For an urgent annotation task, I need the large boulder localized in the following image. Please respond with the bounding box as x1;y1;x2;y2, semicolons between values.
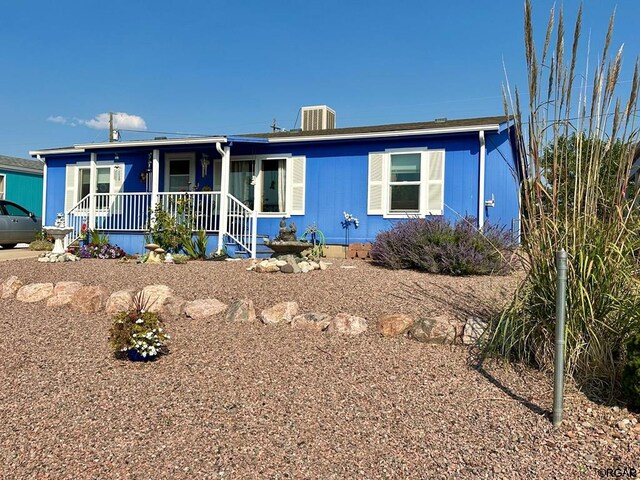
226;298;257;322
408;316;457;345
261;301;299;325
70;285;109;313
105;289;136;314
140;285;174;312
376;314;415;337
327;313;368;335
16;283;54;303
160;296;187;319
47;281;84;307
184;299;228;320
291;312;331;332
1;276;23;299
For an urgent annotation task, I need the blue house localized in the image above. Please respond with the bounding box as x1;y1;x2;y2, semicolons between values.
29;107;521;257
0;155;44;216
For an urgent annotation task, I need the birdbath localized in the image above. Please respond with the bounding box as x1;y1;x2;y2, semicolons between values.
44;226;74;254
44;213;73;254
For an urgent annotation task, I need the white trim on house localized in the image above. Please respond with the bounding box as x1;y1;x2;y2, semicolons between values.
268;124;501;143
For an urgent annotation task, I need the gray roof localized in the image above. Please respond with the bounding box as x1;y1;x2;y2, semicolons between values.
243;115;509;139
0;155;43;174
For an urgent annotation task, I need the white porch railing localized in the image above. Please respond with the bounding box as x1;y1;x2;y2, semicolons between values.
65;191;257;258
226;193;258;258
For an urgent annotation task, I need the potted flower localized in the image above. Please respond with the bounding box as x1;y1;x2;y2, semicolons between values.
109;293;170;361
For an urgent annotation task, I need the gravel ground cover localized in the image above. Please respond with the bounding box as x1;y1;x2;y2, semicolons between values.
0;258;638;479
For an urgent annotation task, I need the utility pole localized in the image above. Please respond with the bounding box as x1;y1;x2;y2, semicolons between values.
109;112;114;142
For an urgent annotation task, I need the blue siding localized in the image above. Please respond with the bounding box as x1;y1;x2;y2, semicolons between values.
43;125;521;253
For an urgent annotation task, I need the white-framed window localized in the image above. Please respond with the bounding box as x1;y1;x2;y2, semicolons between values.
65;163;125;213
0;174;5;200
368;149;445;217
164;153;196;192
229;155;305;216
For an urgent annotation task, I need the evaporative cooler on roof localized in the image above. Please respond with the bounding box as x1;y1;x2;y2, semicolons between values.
301;105;336;131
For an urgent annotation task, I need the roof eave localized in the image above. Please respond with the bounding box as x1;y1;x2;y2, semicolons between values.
266;123;502;143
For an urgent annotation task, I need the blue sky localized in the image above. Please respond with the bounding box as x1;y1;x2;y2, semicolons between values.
1;1;638;158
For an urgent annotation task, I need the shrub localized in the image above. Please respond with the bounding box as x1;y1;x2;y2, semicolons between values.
109;293;169;360
623;333;640;411
370;216;513;275
182;230;208;259
29;239;53;251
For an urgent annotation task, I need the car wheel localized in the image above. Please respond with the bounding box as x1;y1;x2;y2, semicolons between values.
0;244;17;249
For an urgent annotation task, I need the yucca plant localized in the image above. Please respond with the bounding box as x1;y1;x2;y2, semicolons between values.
483;1;640;400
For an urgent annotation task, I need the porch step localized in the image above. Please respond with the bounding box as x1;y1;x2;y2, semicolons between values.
225;234;274;259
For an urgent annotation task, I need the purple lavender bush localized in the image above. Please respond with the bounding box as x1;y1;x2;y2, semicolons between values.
370;216;514;275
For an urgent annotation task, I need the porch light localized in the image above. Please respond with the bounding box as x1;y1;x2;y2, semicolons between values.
200;154;210;177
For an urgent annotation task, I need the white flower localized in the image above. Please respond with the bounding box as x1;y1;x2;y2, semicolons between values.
135;318;143;324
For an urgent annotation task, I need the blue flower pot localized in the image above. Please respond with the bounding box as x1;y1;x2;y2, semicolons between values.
127;349;157;362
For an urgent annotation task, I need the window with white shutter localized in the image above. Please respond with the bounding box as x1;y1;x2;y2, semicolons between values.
367;149;445;218
64;163;125;214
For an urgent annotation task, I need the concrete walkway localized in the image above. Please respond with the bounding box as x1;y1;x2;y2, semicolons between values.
0;244;41;262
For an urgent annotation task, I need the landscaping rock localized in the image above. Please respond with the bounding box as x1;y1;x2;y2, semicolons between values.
140;284;174;312
1;276;23;299
376;314;415;337
256;262;280;273
408;316;456;345
105;289;136;314
70;285;109;313
319;260;328;271
226;298;256;322
261;301;299;325
327;313;368;335
281;257;301;274
16;283;54;303
463;317;488;345
184;298;228;320
46;281;84;307
291;312;331;332
160;296;187;319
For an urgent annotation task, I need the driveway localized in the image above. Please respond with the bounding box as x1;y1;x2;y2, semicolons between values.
0;244;41;262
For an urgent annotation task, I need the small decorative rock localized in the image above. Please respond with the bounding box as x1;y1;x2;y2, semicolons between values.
1;276;23;299
70;285;109;313
16;283;54;303
140;284;174;312
408;317;457;345
46;281;84;307
376;314;415;337
105;289;136;314
184;298;228;320
462;317;488;345
261;301;299;325
226;298;257;322
327;313;368;335
291;312;331;332
319;260;328;271
37;252;79;263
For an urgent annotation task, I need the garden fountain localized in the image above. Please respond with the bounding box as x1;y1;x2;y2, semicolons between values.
263;217;311;257
38;213;79;262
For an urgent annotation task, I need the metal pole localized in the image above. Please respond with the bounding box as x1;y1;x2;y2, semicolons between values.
553;249;568;427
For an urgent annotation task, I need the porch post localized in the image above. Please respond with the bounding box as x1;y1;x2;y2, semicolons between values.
150;149;160;226
89;152;97;230
217;143;230;254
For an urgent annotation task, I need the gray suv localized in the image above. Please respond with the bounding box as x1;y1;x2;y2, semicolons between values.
0;200;41;249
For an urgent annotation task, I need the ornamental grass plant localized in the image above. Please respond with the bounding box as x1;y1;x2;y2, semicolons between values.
483;1;640;401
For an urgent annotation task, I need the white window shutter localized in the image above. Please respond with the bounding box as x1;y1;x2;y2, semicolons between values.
110;164;125;214
368;152;385;215
289;156;305;215
64;165;78;212
424;150;445;215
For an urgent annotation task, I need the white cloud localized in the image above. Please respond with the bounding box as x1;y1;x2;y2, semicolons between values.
82;112;147;131
47;115;68;124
